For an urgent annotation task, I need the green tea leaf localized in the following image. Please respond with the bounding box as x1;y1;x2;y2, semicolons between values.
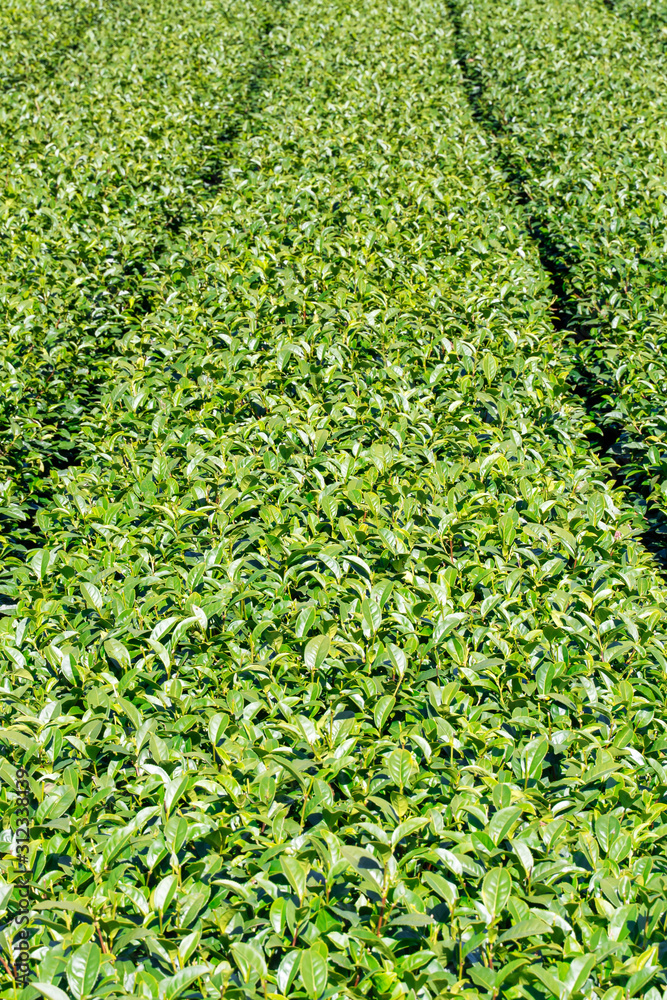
161;966;209;1000
300;947;328;999
373;694;395;732
386;748;416;792
80;582;104;613
304;634;330;672
481;867;512;920
104;637;131;669
231;943;267;983
66;942;100;1000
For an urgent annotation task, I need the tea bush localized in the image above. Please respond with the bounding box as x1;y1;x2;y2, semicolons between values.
452;0;667;539
2;1;667;999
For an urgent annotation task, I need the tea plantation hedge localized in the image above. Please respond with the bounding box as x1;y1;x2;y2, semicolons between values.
2;1;667;999
0;0;274;508
452;0;667;548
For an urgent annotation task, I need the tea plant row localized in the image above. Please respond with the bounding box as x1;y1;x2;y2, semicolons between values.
452;0;667;543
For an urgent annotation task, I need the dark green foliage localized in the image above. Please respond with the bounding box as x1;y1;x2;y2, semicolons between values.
2;1;667;999
610;0;667;38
